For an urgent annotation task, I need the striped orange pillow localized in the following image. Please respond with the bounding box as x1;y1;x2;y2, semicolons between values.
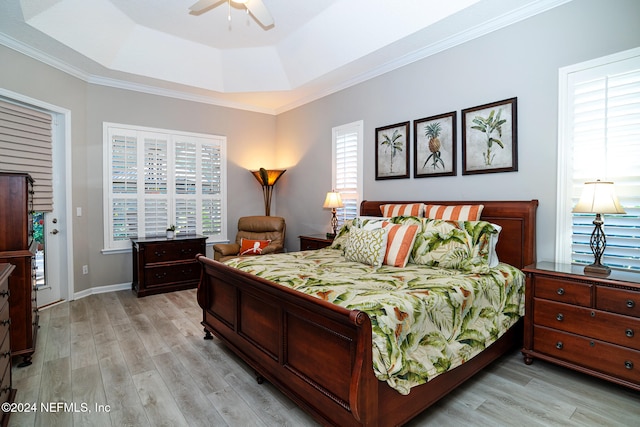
424;204;484;221
382;222;419;267
380;203;425;218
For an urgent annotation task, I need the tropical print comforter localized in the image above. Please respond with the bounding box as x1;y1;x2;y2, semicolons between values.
224;248;525;395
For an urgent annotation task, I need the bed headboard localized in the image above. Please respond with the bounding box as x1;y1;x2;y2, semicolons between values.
360;200;538;269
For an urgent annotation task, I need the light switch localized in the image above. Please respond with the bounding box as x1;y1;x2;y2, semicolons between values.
77;207;82;217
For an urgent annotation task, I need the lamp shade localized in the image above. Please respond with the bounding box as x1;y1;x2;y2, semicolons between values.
323;192;344;209
572;180;626;214
251;168;286;187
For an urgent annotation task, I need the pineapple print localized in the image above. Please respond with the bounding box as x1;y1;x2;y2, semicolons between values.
422;121;445;170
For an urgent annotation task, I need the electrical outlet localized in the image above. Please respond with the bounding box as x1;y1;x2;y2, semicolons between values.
82;265;89;275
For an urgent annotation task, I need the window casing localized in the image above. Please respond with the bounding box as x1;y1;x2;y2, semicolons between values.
332;121;363;225
104;123;227;251
556;48;640;271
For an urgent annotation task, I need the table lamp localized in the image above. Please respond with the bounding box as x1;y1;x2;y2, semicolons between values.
323;191;343;238
572;180;626;276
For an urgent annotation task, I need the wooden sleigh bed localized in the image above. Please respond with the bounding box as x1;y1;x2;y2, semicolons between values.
196;200;538;426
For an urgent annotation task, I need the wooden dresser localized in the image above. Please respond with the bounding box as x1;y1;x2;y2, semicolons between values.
0;264;16;427
131;234;207;297
0;172;38;367
299;234;333;251
522;262;640;391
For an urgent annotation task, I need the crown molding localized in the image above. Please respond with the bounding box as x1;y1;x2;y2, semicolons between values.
2;0;572;116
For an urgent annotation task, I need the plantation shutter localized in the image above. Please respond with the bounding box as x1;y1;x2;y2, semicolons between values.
105;123;226;250
568;56;640;271
110;129;139;242
0;100;53;211
143;134;169;237
333;121;363;225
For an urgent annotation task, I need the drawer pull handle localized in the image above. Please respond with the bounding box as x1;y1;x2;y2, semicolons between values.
154;250;166;257
0;290;8;297
556;341;563;350
624;360;633;370
0;351;9;358
556;313;564;321
627;300;636;309
626;329;634;338
0;319;10;326
557;288;565;296
155;272;167;279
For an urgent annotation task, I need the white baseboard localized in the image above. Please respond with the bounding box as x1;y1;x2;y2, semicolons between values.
73;282;131;300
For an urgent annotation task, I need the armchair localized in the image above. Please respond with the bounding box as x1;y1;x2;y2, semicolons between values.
213;216;286;262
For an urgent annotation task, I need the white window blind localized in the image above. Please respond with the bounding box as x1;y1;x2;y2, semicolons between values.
0;100;53;211
557;48;640;271
104;123;226;251
332;121;363;225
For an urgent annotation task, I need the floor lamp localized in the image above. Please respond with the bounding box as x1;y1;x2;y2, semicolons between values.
251;168;286;216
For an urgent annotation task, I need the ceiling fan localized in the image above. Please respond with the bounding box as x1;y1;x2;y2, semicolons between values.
189;0;274;27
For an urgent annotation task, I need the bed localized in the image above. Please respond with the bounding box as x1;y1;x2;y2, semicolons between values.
196;200;538;426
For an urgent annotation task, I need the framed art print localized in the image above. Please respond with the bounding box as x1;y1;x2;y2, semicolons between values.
414;112;456;178
462;97;518;175
375;121;410;180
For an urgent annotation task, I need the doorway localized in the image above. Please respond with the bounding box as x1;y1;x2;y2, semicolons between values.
0;89;73;306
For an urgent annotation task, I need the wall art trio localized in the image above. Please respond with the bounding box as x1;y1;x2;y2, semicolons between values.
375;97;517;180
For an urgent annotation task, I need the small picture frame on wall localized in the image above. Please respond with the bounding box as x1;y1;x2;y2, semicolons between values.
462;97;518;175
375;121;410;180
414;112;456;178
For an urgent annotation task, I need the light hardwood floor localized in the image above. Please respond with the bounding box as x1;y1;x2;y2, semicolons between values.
8;289;639;426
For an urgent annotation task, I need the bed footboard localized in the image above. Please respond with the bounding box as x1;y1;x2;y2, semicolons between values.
196;255;379;426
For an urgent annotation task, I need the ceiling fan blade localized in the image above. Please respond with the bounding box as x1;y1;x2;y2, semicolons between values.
189;0;220;14
245;0;274;27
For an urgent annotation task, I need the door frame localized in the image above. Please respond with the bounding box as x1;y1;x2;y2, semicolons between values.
0;88;75;302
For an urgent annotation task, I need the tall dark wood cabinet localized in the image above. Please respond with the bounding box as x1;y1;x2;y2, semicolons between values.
0;172;38;367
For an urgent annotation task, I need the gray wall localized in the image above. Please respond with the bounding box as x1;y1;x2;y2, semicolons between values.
1;45;277;292
276;0;640;259
1;0;639;294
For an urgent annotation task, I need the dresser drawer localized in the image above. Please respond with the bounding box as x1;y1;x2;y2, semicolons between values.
0;302;9;341
143;241;203;264
533;326;640;385
534;298;640;351
597;286;640;318
534;276;592;307
0;361;10;406
144;262;201;286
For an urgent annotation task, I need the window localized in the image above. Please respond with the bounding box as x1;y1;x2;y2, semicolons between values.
104;123;227;251
556;48;640;271
332;120;363;225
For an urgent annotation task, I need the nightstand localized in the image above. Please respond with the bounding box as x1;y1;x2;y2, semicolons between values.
299;234;333;251
522;261;640;391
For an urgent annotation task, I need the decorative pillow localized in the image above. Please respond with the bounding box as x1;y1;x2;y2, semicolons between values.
239;238;271;255
424;204;484;221
411;220;499;273
345;227;387;267
352;216;388;230
487;223;502;268
382;222;419;268
380;203;425;218
330;219;353;251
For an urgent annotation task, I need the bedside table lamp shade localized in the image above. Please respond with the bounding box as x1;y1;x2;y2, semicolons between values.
323;191;343;237
251;168;286;216
572;180;626;276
